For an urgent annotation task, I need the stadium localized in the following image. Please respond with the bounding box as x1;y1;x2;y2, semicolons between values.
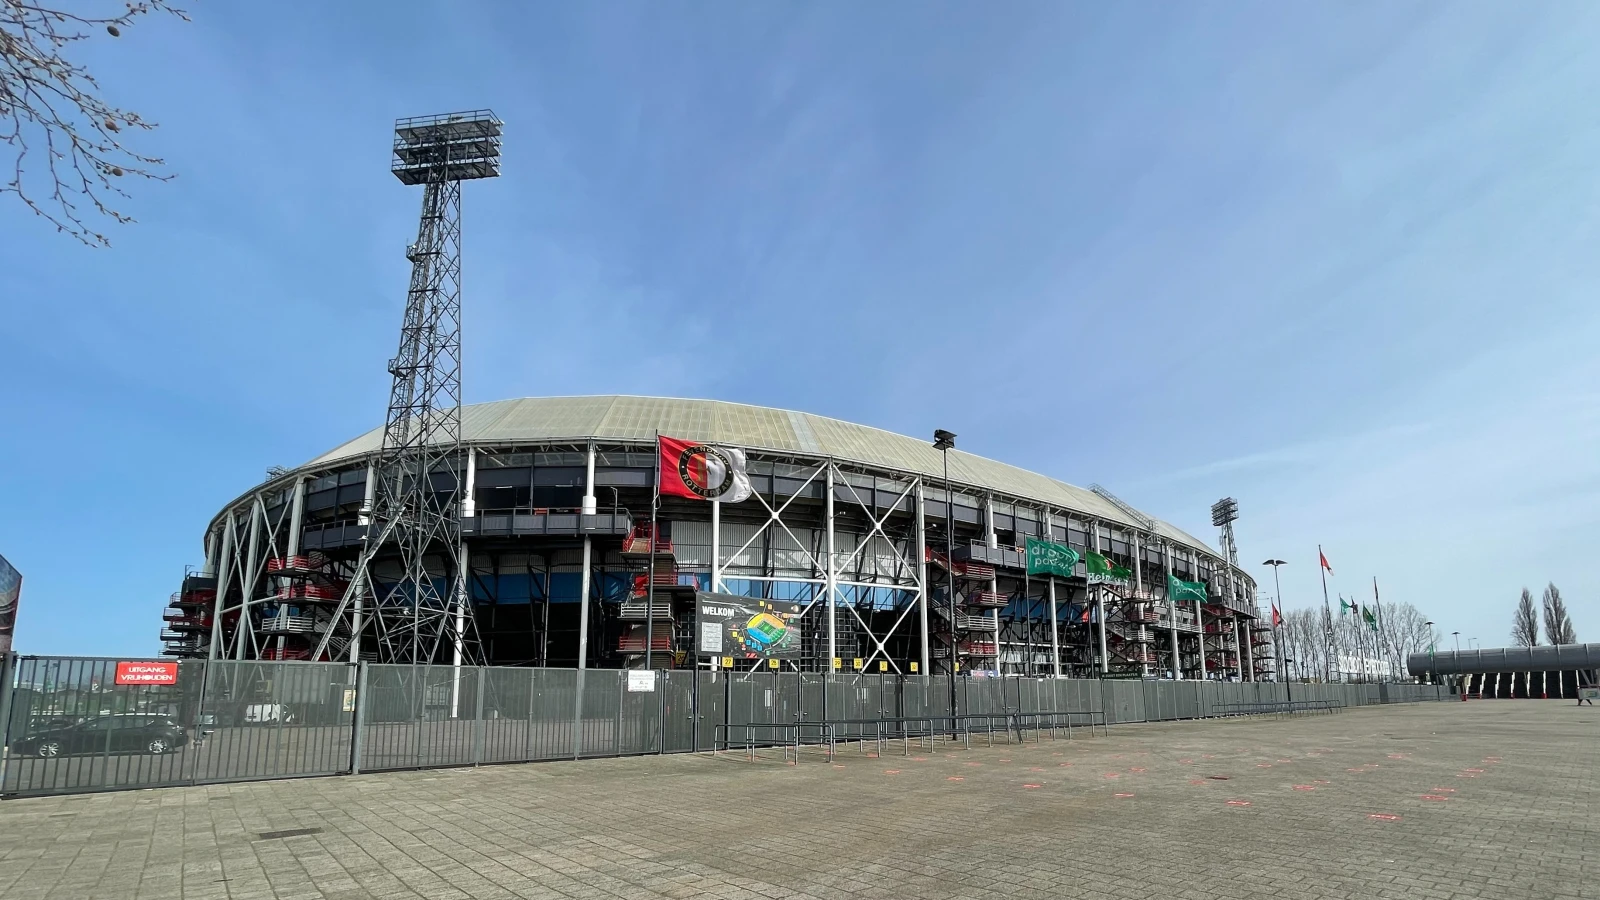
160;395;1271;681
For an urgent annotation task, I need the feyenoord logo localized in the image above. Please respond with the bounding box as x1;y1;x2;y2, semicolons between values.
658;435;753;503
677;444;737;499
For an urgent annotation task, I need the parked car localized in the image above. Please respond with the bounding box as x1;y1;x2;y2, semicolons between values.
13;714;189;758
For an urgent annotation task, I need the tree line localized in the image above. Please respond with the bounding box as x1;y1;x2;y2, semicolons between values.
1274;601;1435;682
1511;583;1577;646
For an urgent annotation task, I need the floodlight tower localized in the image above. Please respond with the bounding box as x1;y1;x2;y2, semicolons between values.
314;110;501;666
1210;497;1240;566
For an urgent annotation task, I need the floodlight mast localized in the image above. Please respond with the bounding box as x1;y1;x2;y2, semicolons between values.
314;111;501;666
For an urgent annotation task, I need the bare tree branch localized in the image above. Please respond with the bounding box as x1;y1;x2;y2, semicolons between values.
1511;587;1540;647
1542;583;1577;645
1;0;188;247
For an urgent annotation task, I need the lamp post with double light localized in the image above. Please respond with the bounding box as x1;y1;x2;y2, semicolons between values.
1263;559;1289;701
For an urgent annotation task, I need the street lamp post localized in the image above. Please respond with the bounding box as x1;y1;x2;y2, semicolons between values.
1469;637;1478;650
1425;620;1435;685
1453;631;1461;653
1262;559;1289;702
933;430;958;734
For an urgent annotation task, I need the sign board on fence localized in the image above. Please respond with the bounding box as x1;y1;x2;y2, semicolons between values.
1580;686;1599;701
342;688;357;712
626;670;656;692
114;661;178;685
694;591;802;660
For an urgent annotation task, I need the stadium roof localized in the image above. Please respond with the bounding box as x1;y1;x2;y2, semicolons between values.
304;396;1220;558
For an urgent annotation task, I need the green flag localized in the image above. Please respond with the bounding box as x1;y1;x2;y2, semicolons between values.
1168;574;1206;602
1340;597;1352;615
1085;551;1128;586
1362;606;1378;631
1025;537;1079;579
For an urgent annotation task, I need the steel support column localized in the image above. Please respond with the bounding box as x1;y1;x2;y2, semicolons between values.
1165;543;1181;680
235;501;263;660
208;511;236;660
915;481;929;676
825;464;836;667
1047;577;1060;677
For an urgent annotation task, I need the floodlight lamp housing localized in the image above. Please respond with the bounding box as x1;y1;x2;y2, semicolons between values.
933;429;957;451
1210;497;1239;527
392;110;503;185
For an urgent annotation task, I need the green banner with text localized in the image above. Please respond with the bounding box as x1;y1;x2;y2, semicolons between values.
1025;537;1080;579
1085;551;1131;586
1168;574;1207;602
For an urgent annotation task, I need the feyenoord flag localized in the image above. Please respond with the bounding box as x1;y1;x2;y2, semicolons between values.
658;435;753;503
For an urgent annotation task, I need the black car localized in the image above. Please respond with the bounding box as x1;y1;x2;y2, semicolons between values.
13;714;189;758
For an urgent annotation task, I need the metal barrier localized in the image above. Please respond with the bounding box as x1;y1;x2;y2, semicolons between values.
0;652;1443;798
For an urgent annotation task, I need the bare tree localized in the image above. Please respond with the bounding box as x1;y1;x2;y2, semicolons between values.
1542;583;1577;645
1511;587;1540;647
2;1;188;246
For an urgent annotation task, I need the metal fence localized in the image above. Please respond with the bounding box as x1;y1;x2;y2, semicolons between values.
0;654;1445;798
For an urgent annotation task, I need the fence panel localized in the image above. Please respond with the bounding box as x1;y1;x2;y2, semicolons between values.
1;658;356;797
192;661;355;783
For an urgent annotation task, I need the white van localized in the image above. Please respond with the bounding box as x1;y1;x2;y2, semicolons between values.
241;704;293;725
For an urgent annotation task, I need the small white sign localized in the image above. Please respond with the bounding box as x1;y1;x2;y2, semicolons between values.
627;670;656;693
699;621;723;654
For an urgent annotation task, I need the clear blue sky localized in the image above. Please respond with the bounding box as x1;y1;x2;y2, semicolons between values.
2;2;1596;657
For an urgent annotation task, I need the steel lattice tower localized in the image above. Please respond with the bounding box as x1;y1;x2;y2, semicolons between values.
314;111;501;665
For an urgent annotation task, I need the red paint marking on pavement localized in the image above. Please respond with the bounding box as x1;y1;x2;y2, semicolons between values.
1256;764;1273;768
1387;753;1408;760
832;765;846;769
965;762;983;767
1029;767;1045;772
1346;768;1366;773
1313;779;1331;785
946;776;964;782
999;758;1012;763
1368;814;1402;822
1058;762;1073;767
1420;795;1450;801
1103;773;1120;779
1293;785;1315;791
867;753;879;758
1226;800;1252;807
1114;792;1134;798
1203;754;1217;759
1457;773;1478;778
1129;767;1146;773
1023;783;1043;789
884;770;901;775
1484;756;1502;762
1189;779;1207;785
1463;768;1485;773
912;757;928;761
1430;787;1456;793
1178;758;1194;764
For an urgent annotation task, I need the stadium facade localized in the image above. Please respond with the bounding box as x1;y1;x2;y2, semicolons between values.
161;396;1270;680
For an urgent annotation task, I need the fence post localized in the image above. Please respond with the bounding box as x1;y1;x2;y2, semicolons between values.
472;667;486;765
349;661;368;776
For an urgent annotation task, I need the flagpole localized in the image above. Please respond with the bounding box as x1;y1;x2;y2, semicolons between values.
1373;576;1386;683
645;432;660;671
1318;545;1332;682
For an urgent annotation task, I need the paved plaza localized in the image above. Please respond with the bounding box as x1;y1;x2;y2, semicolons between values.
0;701;1592;900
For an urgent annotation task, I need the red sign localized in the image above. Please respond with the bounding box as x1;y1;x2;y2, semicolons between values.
114;661;179;685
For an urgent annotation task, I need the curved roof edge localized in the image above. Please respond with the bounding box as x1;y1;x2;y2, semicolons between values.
283;395;1222;560
1407;643;1600;676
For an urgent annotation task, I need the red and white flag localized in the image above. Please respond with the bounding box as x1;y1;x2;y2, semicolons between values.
1271;604;1283;627
657;435;753;503
1319;549;1334;575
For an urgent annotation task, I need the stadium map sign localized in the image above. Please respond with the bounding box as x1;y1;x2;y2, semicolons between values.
695;591;802;660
